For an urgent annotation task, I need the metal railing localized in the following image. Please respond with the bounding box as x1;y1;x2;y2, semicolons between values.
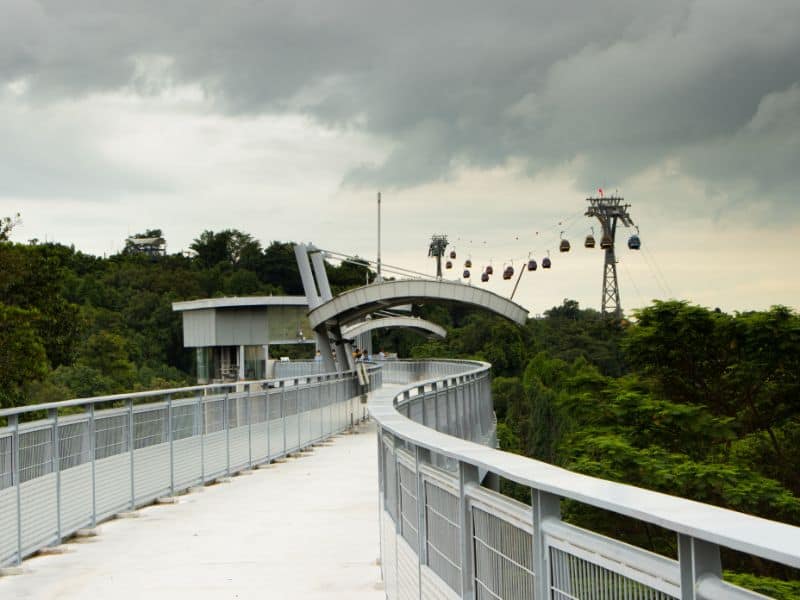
370;359;800;600
0;367;378;567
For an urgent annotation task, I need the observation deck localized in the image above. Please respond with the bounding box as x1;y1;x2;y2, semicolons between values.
1;360;799;600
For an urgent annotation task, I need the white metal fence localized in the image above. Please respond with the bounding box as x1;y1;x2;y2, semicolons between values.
371;359;800;600
0;368;377;567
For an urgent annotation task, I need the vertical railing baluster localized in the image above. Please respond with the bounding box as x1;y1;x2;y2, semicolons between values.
11;414;22;565
459;461;479;599
247;384;253;469
128;399;135;509
198;393;205;484
89;403;97;528
533;489;560;600
678;535;722;600
167;394;174;497
281;381;287;456
224;389;231;476
50;408;61;544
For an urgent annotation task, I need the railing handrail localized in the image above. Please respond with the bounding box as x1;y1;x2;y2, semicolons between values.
369;359;800;570
0;367;368;418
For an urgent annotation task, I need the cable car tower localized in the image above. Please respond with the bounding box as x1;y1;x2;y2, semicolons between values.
585;195;635;318
428;234;449;279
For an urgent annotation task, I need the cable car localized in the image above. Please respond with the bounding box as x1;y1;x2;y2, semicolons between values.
449;250;456;259
585;234;596;248
527;259;537;271
445;260;453;269
463;269;470;279
600;235;613;250
464;259;472;268
485;265;493;275
628;234;641;250
560;239;571;252
542;256;551;269
481;272;489;282
502;266;514;280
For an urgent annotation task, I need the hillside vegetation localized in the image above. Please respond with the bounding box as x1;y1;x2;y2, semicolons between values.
1;228;798;593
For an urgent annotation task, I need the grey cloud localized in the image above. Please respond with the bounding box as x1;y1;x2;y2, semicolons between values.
2;0;800;206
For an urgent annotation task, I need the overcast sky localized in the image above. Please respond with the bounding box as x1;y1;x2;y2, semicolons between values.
2;1;799;315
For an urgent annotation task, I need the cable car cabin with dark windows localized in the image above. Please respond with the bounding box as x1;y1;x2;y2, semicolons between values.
600;235;613;249
449;250;456;259
445;261;452;269
559;239;571;252
463;269;470;279
527;259;537;271
464;259;472;268
502;266;514;280
585;235;596;248
481;272;489;282
628;235;641;250
485;265;493;275
542;257;552;269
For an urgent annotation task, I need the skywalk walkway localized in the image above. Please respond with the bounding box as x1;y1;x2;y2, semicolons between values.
0;421;384;600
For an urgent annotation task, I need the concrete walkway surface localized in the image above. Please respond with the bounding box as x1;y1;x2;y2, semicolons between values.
0;422;384;600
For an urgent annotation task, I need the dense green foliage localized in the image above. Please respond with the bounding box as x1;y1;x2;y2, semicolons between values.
410;299;800;592
0;231;372;407
1;223;798;592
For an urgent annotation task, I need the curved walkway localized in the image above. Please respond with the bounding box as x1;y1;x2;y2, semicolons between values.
0;422;383;600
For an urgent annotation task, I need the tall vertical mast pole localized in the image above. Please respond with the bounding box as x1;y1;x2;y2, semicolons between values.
377;192;382;283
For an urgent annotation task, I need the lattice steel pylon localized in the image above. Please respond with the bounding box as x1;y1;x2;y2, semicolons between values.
428;234;449;279
585;196;634;318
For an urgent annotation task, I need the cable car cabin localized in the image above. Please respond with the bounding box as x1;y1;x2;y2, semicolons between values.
464;259;472;268
449;250;456;259
542;257;552;269
585;235;596;248
485;265;493;275
559;239;571;252
502;267;514;280
445;260;453;269
481;272;489;282
463;269;470;279
527;259;537;271
600;235;613;249
628;235;641;250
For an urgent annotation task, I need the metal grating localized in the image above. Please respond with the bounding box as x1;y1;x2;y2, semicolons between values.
398;462;419;551
19;428;53;483
425;480;462;594
472;506;535;600
0;434;12;489
133;408;167;449
549;547;678;600
59;421;91;470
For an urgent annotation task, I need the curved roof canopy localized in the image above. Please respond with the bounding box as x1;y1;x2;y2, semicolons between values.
342;316;447;340
308;280;528;330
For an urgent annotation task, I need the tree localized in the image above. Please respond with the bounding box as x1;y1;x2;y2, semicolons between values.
0;304;49;407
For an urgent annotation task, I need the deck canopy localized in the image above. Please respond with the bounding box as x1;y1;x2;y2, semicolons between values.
341;316;447;341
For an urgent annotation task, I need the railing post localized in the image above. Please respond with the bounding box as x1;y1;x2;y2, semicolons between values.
281;382;287;456
459;461;479;599
247;384;253;468
432;382;440;431
128;398;135;509
318;379;323;442
10;414;22;565
89;403;97;527
49;408;61;544
678;535;722;600
224;390;231;476
532;489;560;600
415;445;430;600
198;393;205;483
295;379;301;449
268;384;272;464
167;394;174;496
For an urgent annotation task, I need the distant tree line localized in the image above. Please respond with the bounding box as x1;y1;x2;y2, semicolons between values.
0;225;372;408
